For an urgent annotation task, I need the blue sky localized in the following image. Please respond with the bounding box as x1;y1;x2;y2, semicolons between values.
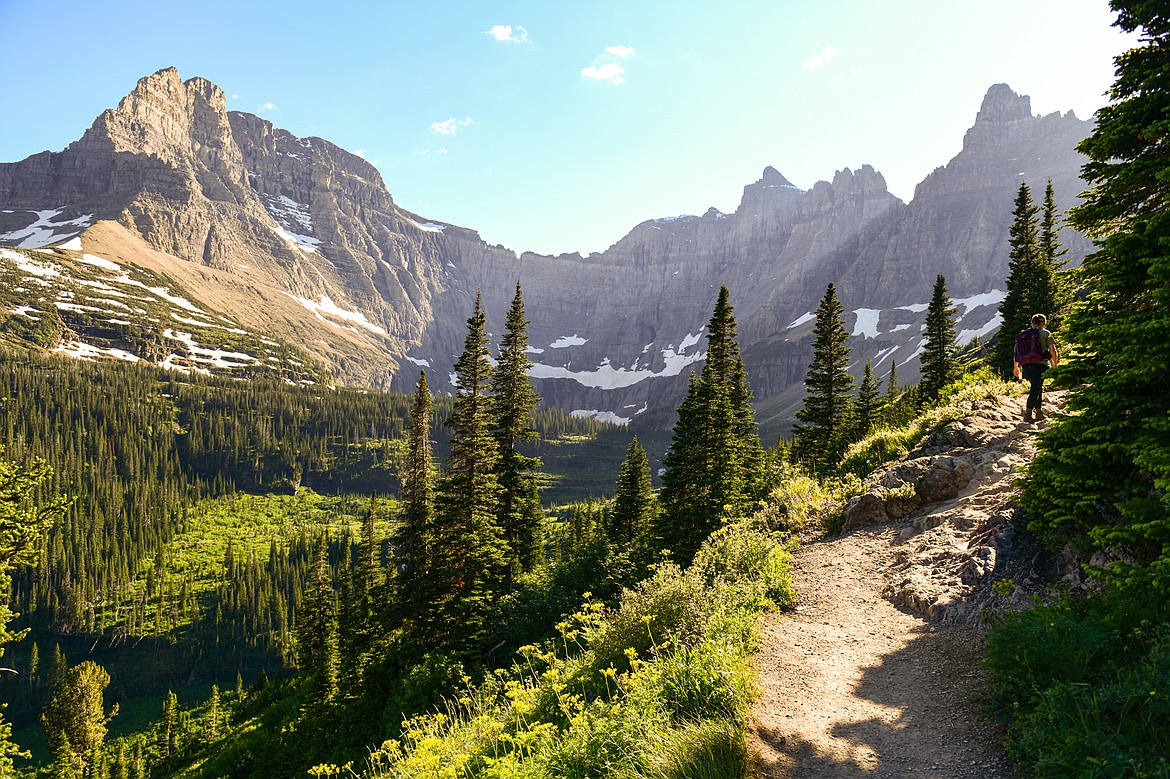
0;0;1136;256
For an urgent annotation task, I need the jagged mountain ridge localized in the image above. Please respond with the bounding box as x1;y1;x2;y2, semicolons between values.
0;68;1093;436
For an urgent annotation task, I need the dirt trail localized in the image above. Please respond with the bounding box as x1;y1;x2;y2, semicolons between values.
749;530;1015;778
748;394;1051;778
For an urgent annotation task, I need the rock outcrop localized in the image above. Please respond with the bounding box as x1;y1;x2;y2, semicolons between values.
840;390;1072;624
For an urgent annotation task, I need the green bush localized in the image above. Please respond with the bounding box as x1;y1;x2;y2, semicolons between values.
587;564;710;675
692;523;794;611
985;587;1170;778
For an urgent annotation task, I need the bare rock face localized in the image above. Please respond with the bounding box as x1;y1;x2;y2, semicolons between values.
839;392;1071;624
0;72;1094;431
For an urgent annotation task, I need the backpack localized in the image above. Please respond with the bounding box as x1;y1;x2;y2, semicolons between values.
1014;327;1047;365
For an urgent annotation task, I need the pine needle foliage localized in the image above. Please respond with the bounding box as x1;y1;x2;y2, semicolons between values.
793;283;854;472
610;436;656;549
490;282;545;584
993;181;1070;375
658;286;765;566
1021;0;1170;591
919;274;959;404
420;294;507;655
394;370;434;624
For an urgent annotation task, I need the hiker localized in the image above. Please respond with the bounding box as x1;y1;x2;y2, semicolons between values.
1013;313;1058;422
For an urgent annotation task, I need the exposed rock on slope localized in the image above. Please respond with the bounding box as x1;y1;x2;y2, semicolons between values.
750;391;1061;777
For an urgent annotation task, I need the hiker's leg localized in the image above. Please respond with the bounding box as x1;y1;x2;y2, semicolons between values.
1023;363;1045;412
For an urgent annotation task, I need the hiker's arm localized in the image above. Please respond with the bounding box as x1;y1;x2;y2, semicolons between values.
1049;342;1058;368
1013;359;1021;378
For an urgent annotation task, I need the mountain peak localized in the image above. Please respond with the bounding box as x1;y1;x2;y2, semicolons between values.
975;84;1032;124
760;166;795;187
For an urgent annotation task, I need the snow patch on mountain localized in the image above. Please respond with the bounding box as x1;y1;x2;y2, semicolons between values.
286;293;388;337
549;334;587;348
54;339;141;363
571;409;630;427
788;312;815;329
852;308;882;339
0;209;94;249
80;253;121;271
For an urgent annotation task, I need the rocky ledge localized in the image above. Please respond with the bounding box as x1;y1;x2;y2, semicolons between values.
842;390;1070;625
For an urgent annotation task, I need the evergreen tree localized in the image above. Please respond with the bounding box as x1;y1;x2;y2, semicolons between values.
852;360;883;440
41;660;117;778
1022;3;1170;590
609;437;656;551
1038;178;1072;330
204;684;221;740
296;535;339;700
658;286;764;565
793;283;854;471
919;274;960;403
158;690;178;759
394;371;434;622
0;454;68;772
490;282;545;584
421;294;507;654
993;182;1068;375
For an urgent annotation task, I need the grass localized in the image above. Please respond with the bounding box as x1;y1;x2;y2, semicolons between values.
309;516;796;779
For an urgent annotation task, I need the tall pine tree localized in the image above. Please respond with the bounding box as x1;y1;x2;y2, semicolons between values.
422;293;506;654
41;661;116;779
993;182;1067;375
1022;2;1170;590
490;282;545;585
658;286;764;565
919;274;959;404
297;535;339;701
609;436;656;550
1038;179;1072;330
394;370;433;623
851;360;883;440
793;283;854;472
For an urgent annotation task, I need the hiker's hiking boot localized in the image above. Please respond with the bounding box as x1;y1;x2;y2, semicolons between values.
1035;406;1047;421
1024;407;1035;423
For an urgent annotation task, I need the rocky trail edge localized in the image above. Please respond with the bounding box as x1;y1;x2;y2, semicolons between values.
749;391;1069;778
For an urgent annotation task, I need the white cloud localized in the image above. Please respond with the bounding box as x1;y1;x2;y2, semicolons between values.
582;62;626;85
353;149;366;159
259;101;278;111
582;44;636;85
485;24;528;43
429;116;473;135
803;44;838;70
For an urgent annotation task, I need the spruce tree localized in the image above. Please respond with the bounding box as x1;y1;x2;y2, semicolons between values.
158;690;178;759
852;360;883;440
993;182;1064;375
1038;179;1072;330
490;282;544;584
609;436;656;550
658;286;764;565
0;455;68;772
423;293;507;654
793;283;854;471
395;370;434;624
1022;3;1170;589
919;274;959;403
297;535;339;700
41;660;116;778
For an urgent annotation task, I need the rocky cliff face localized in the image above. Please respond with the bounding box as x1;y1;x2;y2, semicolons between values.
0;71;1094;435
